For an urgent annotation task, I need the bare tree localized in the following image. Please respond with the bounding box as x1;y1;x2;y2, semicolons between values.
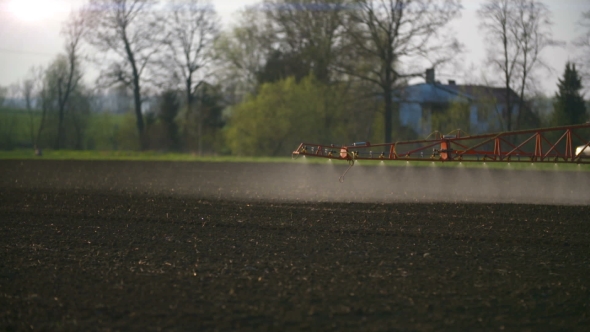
513;0;555;129
7;67;46;150
478;0;556;131
478;0;516;131
161;0;220;154
52;11;85;150
84;0;159;150
574;10;590;92
36;71;52;151
341;0;462;143
213;7;275;101
263;0;348;84
22;67;44;147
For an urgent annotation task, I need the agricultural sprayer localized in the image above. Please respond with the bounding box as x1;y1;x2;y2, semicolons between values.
292;123;590;181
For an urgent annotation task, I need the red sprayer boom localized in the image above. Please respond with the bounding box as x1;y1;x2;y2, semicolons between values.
292;124;590;181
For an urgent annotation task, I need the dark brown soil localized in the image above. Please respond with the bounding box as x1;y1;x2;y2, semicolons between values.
1;160;589;331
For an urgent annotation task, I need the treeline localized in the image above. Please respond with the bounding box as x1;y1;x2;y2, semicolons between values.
0;0;589;155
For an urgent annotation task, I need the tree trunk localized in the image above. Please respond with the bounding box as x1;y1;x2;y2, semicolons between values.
502;11;511;132
504;81;512;132
122;28;145;150
24;87;35;147
126;52;144;150
185;77;192;151
198;110;203;156
516;50;529;130
35;106;47;150
197;87;204;156
383;63;394;143
55;53;77;150
56;106;65;149
55;79;65;150
505;83;512;132
27;108;35;148
516;80;526;130
132;77;145;150
384;86;393;143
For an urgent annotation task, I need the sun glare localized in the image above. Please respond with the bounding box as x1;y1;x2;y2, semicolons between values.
7;0;66;23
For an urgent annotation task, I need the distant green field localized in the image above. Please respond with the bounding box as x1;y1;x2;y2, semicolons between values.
0;149;294;163
0;107;38;148
0;108;128;150
1;149;588;171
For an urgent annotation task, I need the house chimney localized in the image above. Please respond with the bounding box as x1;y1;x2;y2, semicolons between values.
425;68;435;84
448;80;456;85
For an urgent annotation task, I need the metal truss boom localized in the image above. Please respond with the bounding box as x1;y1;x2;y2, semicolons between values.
293;124;590;165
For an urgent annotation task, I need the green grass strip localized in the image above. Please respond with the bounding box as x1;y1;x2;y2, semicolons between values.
0;149;294;163
0;149;588;171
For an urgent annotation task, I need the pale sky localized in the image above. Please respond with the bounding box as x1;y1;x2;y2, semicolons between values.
0;0;588;96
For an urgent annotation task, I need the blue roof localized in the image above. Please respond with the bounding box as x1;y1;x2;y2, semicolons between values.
393;83;472;103
393;83;520;104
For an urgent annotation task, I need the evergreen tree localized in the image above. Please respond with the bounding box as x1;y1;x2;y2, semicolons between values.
552;63;587;126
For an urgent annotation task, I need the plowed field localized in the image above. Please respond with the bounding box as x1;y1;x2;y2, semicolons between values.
1;160;589;331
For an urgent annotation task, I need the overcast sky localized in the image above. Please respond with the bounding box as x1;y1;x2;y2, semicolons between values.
0;0;588;95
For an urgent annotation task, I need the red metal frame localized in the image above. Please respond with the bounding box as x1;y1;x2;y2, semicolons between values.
293;124;590;164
